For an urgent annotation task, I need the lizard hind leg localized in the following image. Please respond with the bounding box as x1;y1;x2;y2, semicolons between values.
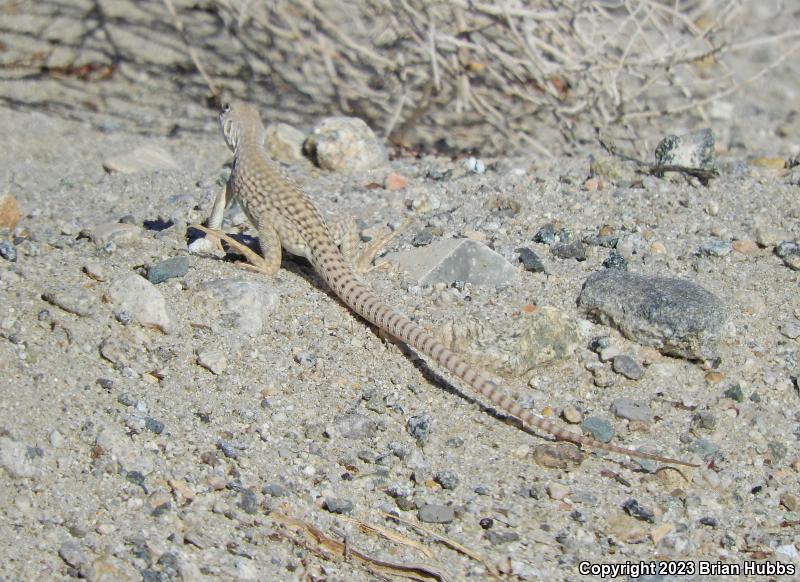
191;223;281;275
330;218;412;274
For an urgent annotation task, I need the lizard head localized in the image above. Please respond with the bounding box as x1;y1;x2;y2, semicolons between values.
219;101;262;152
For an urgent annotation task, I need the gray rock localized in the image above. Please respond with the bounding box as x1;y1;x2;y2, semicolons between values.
610;398;652;422
58;541;88;571
0;240;17;262
434;470;459;490
578;269;726;359
612;354;644;380
381;238;516;287
417;503;455;524
331;413;376;440
323;497;354;514
107;274;173;333
146;256;189;284
550;241;587;261
775;241;800;271
654;128;716;171
407;415;432;443
699;238;732;257
517;247;546;273
581;416;614;443
304;117;386;173
102;145;180;173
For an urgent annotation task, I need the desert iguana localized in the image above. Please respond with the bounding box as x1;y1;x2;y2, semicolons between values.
197;101;696;468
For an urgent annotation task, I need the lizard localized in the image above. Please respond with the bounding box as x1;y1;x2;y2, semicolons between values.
197;100;697;468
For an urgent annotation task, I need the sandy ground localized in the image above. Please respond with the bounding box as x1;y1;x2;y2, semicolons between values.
1;2;799;581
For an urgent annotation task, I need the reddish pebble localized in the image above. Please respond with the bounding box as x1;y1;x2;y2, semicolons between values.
385;173;409;191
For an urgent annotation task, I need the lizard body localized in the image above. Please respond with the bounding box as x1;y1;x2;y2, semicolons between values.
206;101;695;468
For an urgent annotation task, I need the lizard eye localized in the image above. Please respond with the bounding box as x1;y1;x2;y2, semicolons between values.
222;102;231;114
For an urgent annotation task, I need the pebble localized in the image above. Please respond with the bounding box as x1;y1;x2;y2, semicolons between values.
755;227;789;247
407;415;432;443
304;116;386;173
293;350;316;367
146;256;189;284
562;406;583;424
581;416;614;443
197;349;227;375
0;240;17;262
611;354;644;380
102;145;180;173
82;261;109;281
262;483;288;497
144;417;164;434
434;471;460;490
417;503;455;524
780;493;799;511
41;288;96;317
463;157;486;174
323;497;354;514
89;222;142;247
603;251;627;270
331;413;376;440
654;128;716;171
384;172;409;191
699;238;732;257
0;436;42;478
550;241;587;261
0;194;21;229
107;274;172;333
411;228;434;246
578;269;726;359
547;482;570;500
58;541;87;571
610;398;652;422
775;241;800;271
517;247;546;273
622;498;655;523
732;239;758;254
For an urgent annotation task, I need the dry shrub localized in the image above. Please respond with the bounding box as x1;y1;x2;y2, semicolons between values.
209;0;798;153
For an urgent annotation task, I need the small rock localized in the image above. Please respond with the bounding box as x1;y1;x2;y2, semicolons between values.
323;497;353;514
0;437;42;478
381;238;517;287
603;251;627;270
264;122;306;163
304;117;386;173
622;498;655;523
42;288;96;317
463;157;485;174
434;471;459;490
59;541;87;571
0;240;17;262
83;261;109;282
581;416;614;443
654;128;716;172
331;413;376;440
87;555;138;581
732;239;758;254
240;489;259;514
417;503;454;524
550;241;587;261
547;482;570;500
411;228;434;247
755;227;789;248
611;355;644;380
533;443;584;469
102;145;180;173
407;415;432;443
699;238;732;257
0;194;21;230
90;222;142;248
562;406;582;424
193;278;279;337
610;398;652;422
293;350;316;367
146;256;189;284
144;417;164;435
262;483;288;497
517;247;546;273
385;172;409;191
107;274;172;333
